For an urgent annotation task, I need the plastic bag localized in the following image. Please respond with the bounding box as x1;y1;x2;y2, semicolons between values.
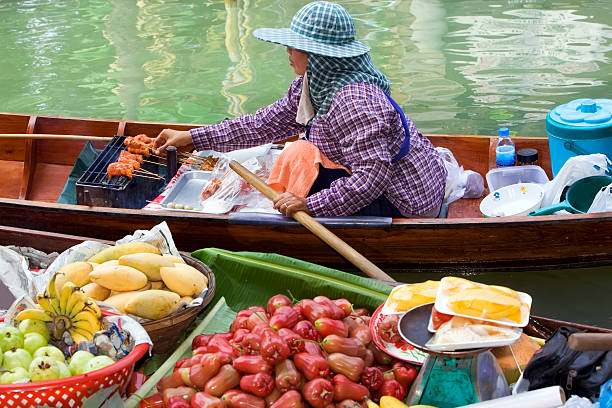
541;154;610;207
436;147;485;205
599;379;612;408
200;153;279;214
587;183;612;213
563;396;596;407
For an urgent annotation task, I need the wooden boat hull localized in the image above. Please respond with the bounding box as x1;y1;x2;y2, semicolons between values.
0;224;609;337
1;112;611;271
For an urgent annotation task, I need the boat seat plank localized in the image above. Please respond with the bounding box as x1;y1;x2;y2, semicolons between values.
35;139;106;166
447;197;483;218
29;163;72;202
35;116;119;137
0;160;24;199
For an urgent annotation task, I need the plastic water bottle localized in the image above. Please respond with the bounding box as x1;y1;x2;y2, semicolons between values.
496;127;515;166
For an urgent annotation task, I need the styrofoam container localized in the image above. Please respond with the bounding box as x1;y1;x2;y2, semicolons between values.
486;165;549;192
424;326;522;352
480;183;544;217
434;277;532;328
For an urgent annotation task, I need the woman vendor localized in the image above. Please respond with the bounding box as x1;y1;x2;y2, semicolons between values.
153;1;447;218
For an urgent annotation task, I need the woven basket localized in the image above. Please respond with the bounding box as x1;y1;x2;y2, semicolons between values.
142;253;215;354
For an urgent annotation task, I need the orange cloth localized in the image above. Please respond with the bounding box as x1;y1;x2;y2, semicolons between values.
268;140;349;198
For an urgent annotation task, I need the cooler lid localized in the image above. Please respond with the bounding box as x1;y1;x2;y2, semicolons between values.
546;98;612;140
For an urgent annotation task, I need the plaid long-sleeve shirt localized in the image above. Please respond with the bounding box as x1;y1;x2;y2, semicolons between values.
190;77;447;217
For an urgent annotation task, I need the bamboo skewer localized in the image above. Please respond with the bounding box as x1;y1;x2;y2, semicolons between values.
0;133;113;141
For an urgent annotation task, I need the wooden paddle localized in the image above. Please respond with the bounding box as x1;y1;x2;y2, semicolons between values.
228;160;395;282
0;133;113;141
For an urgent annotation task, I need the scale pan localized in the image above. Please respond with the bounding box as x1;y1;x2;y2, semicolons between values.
398;303;490;358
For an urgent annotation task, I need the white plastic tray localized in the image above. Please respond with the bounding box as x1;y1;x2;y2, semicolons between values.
381;283;437;315
423;325;522;352
434;278;532;328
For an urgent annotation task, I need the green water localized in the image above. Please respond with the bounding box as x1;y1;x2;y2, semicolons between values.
1;0;611;328
1;0;612;137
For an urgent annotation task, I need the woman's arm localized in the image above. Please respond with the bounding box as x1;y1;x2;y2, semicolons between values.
191;78;306;152
306;88;396;216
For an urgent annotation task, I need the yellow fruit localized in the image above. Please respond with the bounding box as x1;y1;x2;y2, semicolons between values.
162;254;185;263
89;265;148;291
448;287;524;323
386;280;439;312
124;290;180;320
179;296;193;304
88;242;161;264
380;396;409;408
160;264;208;297
150;281;164;290
118;253;174;281
366;400;380;408
54;262;92;293
104;291;141;313
81;283;111;301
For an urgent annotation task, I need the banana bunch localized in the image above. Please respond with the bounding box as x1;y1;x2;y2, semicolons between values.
16;275;103;343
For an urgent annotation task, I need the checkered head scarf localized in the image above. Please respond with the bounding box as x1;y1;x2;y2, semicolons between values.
307;53;390;120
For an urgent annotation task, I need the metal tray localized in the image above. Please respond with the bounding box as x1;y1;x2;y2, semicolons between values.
159;170;212;212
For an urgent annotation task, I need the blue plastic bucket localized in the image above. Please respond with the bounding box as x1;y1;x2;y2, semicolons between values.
546;98;612;176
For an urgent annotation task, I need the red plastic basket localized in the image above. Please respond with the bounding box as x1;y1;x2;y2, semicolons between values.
0;343;148;408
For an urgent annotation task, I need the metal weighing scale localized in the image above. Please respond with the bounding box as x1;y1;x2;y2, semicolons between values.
399;304;510;408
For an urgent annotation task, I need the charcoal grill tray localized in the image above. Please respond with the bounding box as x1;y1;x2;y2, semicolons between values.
76;135;166;208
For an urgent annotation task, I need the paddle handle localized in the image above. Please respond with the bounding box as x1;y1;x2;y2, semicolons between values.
0;133;113;141
568;333;612;351
228;160;395;282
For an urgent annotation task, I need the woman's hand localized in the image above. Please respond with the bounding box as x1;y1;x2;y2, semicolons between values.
273;192;309;217
153;129;193;155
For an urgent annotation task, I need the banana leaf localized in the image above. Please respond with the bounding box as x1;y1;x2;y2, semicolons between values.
192;248;393;312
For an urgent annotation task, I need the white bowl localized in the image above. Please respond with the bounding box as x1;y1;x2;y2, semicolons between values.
480;183;544;217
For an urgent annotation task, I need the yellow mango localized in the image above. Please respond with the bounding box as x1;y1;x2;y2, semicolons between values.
150;281;164;290
118;253;174;281
387;280;439;312
89;265;148;291
160;264;208;297
162;254;185;264
88;242;160;264
448;287;524;323
380;396;409;408
104;291;140;313
124;290;180;320
81;282;111;301
54;262;92;293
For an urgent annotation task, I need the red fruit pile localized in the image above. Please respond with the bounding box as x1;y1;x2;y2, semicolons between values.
142;294;418;408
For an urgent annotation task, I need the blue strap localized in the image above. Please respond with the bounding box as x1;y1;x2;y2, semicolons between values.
304;93;410;163
384;92;411;163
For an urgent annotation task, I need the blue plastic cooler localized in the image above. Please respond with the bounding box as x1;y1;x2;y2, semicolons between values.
546;98;612;176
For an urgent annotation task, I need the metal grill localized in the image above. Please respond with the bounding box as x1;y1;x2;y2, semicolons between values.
76;135;166;208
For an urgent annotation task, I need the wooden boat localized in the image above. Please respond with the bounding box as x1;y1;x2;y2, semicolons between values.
1;224;609;340
1;112;611;272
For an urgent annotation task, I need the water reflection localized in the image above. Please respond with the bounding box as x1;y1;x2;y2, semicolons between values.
0;0;611;133
221;0;255;117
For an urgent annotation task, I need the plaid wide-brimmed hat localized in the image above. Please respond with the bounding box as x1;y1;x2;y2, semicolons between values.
253;1;371;58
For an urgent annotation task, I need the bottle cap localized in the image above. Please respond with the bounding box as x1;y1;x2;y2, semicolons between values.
498;127;510;137
517;148;538;164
